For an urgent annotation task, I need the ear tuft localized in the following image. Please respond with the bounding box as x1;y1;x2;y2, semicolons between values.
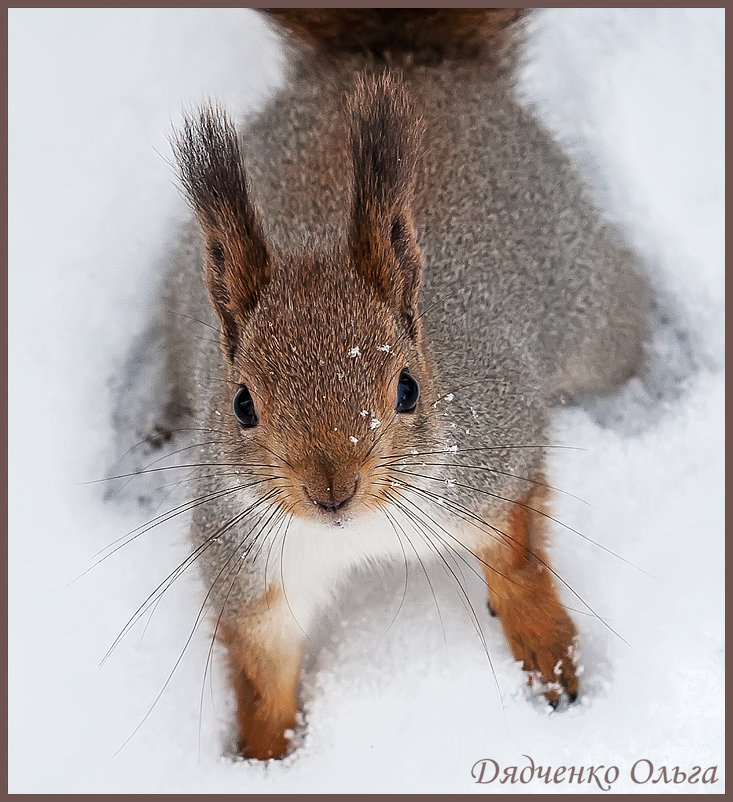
347;72;425;335
348;72;423;216
172;105;270;357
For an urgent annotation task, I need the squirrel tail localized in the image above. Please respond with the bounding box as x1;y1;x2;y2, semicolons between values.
259;9;527;64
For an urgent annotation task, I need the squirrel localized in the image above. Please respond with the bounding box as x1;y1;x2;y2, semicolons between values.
154;9;649;760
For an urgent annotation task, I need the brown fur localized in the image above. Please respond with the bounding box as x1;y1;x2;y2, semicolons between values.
219;587;303;760
173;107;271;358
165;27;644;750
348;73;425;337
479;482;579;706
173;77;439;523
231;246;437;523
262;9;528;64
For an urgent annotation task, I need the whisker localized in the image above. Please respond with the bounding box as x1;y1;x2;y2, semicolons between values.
164;306;219;333
387;467;644;574
386;489;594;619
394;496;471;594
145;469;277;495
111;496;284;759
381;505;447;649
377;478;514;584
182;331;221;347
391;490;498;588
198;502;289;758
101;491;279;666
385;493;503;705
367;494;410;631
259;442;296;472
389;461;590;507
253;496;296;576
77;478;278;580
108;426;230;471
80;461;284;485
108;439;230;497
392;479;627;643
380;443;587;464
277;511;309;638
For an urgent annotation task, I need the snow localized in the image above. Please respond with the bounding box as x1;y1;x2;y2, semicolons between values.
8;8;723;794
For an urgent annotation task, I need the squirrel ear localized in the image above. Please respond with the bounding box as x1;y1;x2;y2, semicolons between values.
348;73;425;336
172;105;270;359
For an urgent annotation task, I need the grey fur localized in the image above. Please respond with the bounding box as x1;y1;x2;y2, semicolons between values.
112;31;651;720
157;48;649;617
240;55;648;401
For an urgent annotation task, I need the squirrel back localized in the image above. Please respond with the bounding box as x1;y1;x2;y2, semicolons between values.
240;10;647;404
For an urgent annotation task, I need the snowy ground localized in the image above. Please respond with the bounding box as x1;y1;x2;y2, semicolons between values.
8;9;724;794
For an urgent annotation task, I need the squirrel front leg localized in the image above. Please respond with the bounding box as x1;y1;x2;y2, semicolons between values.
478;481;579;706
219;586;305;760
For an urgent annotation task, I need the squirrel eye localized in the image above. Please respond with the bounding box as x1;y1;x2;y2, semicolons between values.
396;368;419;413
233;385;258;428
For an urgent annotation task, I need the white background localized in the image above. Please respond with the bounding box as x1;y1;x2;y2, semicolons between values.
9;8;724;793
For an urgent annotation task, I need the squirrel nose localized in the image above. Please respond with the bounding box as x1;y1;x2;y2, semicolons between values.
307;478;358;512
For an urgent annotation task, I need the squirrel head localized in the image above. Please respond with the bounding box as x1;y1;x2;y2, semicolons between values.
174;74;442;522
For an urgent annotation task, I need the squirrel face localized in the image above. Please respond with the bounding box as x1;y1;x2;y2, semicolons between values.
174;76;442;524
226;250;438;522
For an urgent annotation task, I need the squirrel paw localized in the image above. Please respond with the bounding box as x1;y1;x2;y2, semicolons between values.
513;630;579;709
237;726;293;761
